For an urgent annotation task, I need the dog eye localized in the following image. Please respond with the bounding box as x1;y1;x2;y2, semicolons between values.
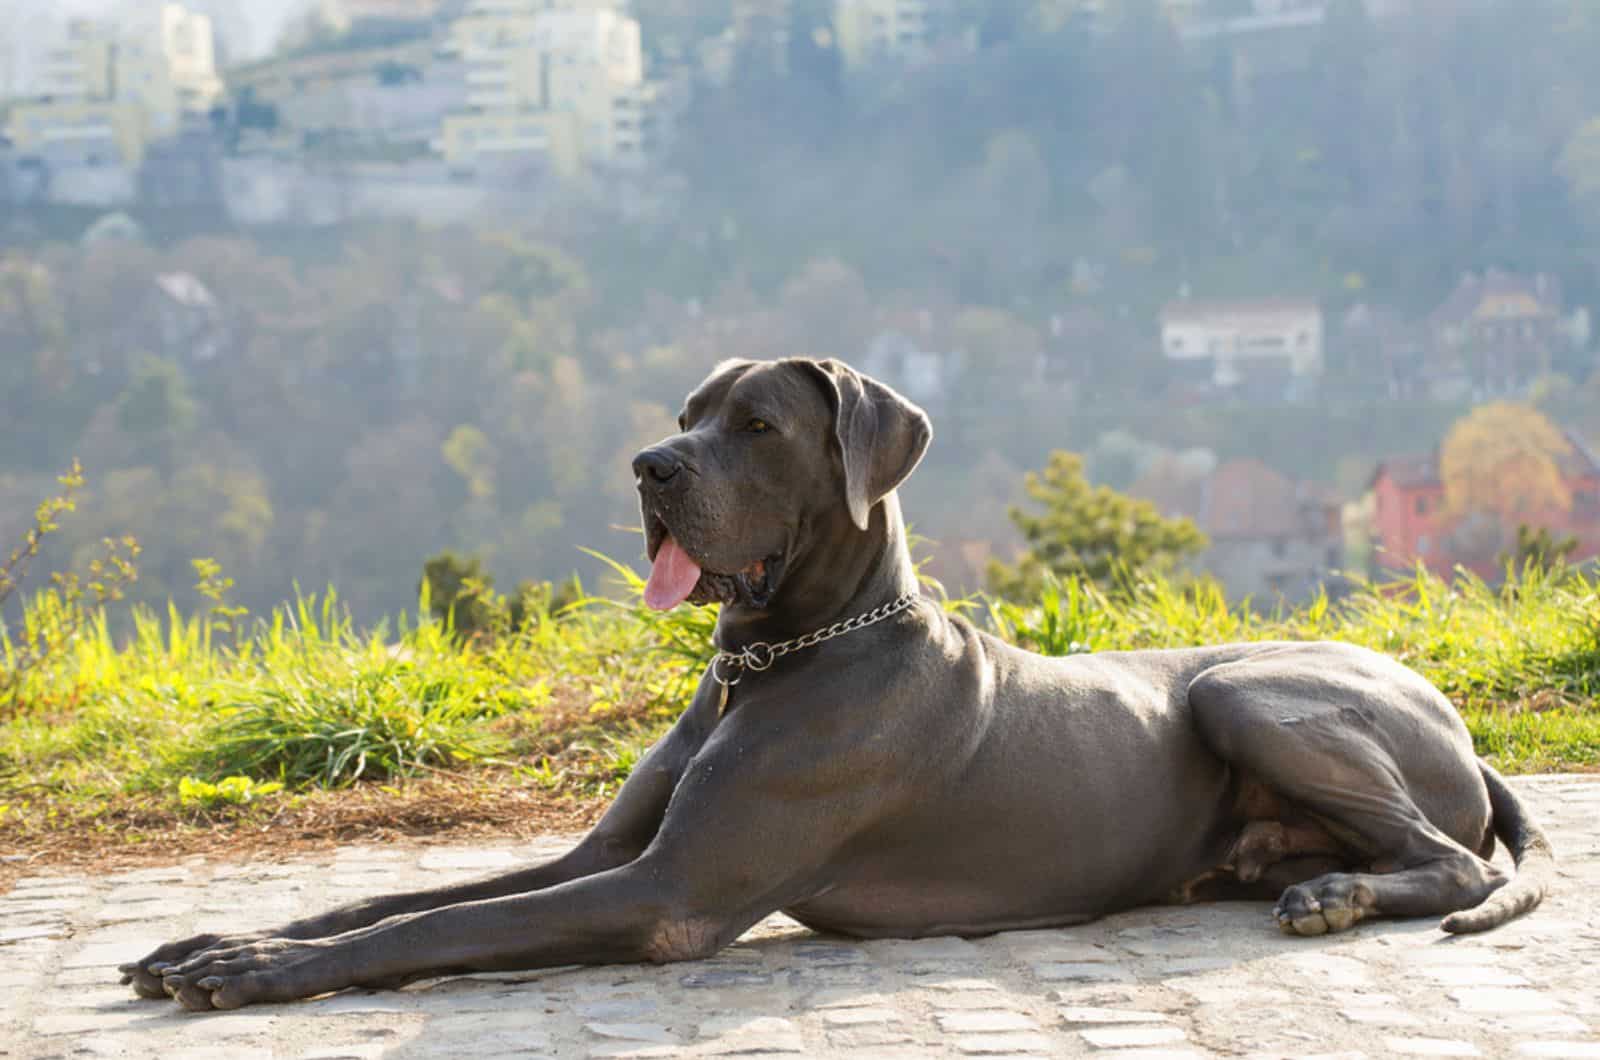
746;418;772;434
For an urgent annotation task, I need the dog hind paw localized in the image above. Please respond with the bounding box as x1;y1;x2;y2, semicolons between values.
1274;874;1375;936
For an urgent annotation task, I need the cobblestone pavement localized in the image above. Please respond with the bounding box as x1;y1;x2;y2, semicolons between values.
2;775;1597;1060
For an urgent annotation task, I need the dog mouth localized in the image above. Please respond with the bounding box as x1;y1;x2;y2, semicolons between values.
644;514;784;612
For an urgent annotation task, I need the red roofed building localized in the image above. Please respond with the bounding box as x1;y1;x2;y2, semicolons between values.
1371;431;1600;578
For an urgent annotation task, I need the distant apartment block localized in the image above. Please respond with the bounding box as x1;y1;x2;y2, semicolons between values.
4;3;222;168
227;43;467;153
833;0;933;70
1161;297;1324;401
439;1;653;175
318;0;445;36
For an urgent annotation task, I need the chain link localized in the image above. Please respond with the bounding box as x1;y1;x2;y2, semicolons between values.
711;592;920;687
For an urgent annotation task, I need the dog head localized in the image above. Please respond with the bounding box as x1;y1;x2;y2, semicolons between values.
632;358;932;612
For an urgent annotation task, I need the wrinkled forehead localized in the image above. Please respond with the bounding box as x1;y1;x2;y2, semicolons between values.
683;360;828;428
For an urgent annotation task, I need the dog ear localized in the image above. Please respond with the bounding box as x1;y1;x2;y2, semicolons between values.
792;358;933;531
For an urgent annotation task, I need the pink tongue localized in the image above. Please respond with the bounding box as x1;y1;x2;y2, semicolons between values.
644;535;703;611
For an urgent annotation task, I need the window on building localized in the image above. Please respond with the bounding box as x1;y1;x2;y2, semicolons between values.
1414;496;1428;516
1417;534;1430;554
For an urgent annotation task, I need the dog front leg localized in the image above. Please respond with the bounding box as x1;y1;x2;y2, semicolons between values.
153;857;748;1011
123;701;715;1000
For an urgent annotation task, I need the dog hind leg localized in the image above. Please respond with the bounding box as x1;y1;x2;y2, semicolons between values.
1189;653;1507;935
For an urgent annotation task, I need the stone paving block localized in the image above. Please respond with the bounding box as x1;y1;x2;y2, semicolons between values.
951;1032;1057;1055
692;1015;805;1054
416;847;522;871
922;977;1003;993
0;896;78;913
936;1010;1040;1033
1513;1044;1600;1058
32;1003;172;1037
0;925;66;944
412;1011;552;1055
1340;1005;1423;1026
1006;939;1116;962
1282;953;1372;987
1122;935;1214;957
304;991;435;1016
9;877;92;894
1079;1024;1188;1048
1383;1038;1482;1056
588;1045;682;1059
62;937;174;970
827;1024;919;1048
791;940;869;962
930;989;1031;1010
575;998;664;1021
1421;965;1532;987
869;936;980;960
1031;961;1134;982
821;1006;900;1025
1490;1013;1590;1034
585;1021;678;1043
679;968;773;988
106;868;191;885
95;901;185;925
1157;957;1236;976
1451;987;1561;1013
1060;1006;1173;1024
810;989;890;1008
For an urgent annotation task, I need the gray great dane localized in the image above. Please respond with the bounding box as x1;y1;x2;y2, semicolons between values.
123;357;1553;1011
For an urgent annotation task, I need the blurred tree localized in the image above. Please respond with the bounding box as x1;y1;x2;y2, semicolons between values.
1499;523;1578;572
1557;118;1600;234
116;356;197;470
778;257;871;359
442;425;497;502
419;550;500;642
949;308;1042;432
1315;0;1377;202
1440;403;1574;526
987;450;1208;598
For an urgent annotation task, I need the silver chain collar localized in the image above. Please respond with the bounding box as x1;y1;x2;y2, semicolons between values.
710;592;920;687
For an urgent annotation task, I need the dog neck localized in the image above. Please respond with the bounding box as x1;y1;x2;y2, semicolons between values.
714;493;919;651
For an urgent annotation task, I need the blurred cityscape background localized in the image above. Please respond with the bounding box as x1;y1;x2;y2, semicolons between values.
2;0;1598;622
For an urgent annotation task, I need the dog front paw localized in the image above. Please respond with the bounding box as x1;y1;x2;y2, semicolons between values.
119;931;270;1000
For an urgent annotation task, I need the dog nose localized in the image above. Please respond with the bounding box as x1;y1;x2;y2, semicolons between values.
633;447;683;485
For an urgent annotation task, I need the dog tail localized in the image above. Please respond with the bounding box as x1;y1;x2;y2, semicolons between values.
1440;761;1555;934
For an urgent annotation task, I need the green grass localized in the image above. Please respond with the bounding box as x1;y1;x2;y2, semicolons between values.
1;560;1596;840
